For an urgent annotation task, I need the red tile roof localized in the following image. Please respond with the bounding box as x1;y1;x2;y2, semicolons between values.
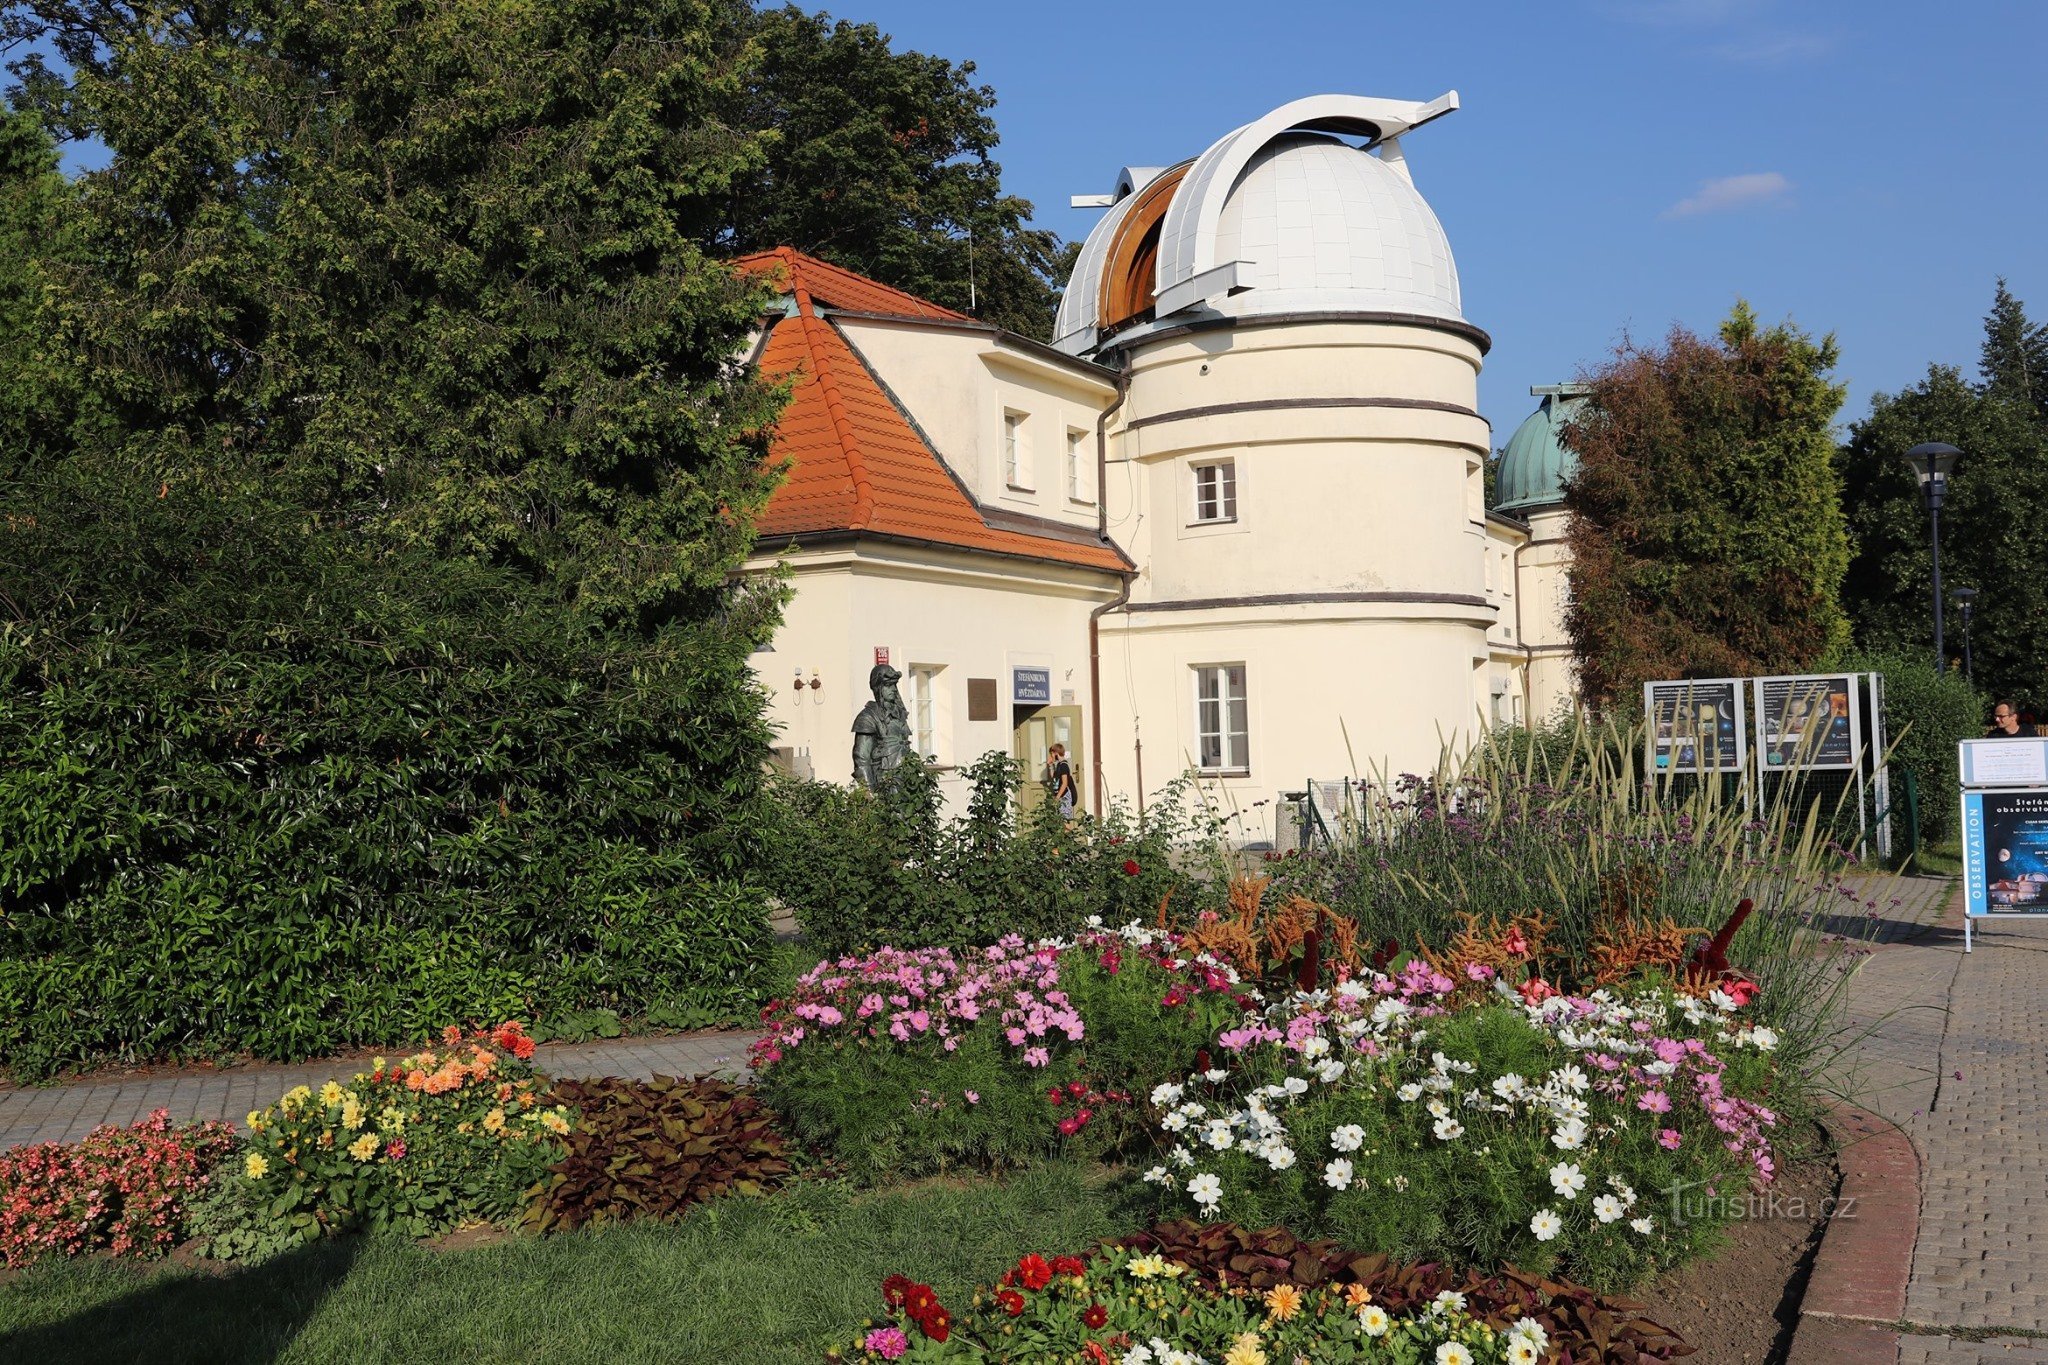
736;248;1129;574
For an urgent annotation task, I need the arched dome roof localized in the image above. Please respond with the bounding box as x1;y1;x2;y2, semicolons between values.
1053;92;1465;357
1494;387;1586;514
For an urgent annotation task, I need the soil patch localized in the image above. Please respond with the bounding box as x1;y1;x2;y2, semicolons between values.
1647;1148;1839;1364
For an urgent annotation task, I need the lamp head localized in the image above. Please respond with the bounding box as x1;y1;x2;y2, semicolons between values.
1904;441;1961;489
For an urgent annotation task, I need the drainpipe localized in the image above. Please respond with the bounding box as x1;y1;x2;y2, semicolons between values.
1089;364;1134;817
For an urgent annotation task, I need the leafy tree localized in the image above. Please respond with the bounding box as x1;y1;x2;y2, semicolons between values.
716;5;1065;339
0;102;76;477
1838;286;2048;701
1562;303;1852;708
0;0;794;1071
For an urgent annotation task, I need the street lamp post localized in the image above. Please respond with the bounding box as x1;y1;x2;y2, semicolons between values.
1951;586;1978;684
1904;443;1962;672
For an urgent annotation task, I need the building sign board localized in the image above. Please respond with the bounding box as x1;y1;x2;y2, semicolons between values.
1753;674;1858;770
1960;738;2048;787
1643;678;1746;773
1012;667;1052;705
1958;738;2048;950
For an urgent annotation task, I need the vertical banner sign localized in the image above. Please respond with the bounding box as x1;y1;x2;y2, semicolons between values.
1754;674;1859;770
1957;737;2048;950
1643;678;1746;774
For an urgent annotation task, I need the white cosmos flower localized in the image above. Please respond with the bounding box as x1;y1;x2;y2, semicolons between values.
1315;1059;1347;1084
1160;1110;1188;1132
1170;1144;1194;1167
1554;1063;1589;1092
1749;1026;1779;1051
1141;1164;1171;1184
1593;1194;1625;1223
1282;1076;1310;1097
1300;1035;1330;1059
1549;1162;1587;1199
1432;1290;1467;1315
1397;1083;1424;1102
1529;1208;1563;1242
1432;1116;1465;1141
1264;1144;1296;1172
1203;1121;1234;1150
1330;1124;1365;1152
1551;1118;1588;1150
1121;1347;1154;1365
1492;1073;1527;1099
1204;1068;1228;1083
1371;998;1409;1025
1186;1172;1223;1210
1631;1216;1655;1234
1150;1082;1184;1107
1323;1158;1353;1189
1426;1097;1451;1119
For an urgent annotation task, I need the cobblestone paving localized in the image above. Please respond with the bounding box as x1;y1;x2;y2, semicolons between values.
1833;879;2048;1363
0;1029;762;1151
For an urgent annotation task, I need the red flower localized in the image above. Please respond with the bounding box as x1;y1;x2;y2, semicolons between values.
996;1288;1025;1317
920;1307;951;1342
1051;1254;1087;1278
1723;977;1759;1007
1121;859;1141;876
903;1283;939;1321
1056;1115;1083;1137
1046;1087;1065;1107
1017;1254;1053;1291
882;1274;912;1309
1082;1303;1109;1329
1518;977;1558;1005
1067;1081;1087;1097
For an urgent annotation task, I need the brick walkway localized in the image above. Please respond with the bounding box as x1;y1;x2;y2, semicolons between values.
0;1030;762;1152
1833;879;2048;1363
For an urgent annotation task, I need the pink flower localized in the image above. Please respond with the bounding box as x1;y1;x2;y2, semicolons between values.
1637;1090;1673;1114
864;1326;910;1359
1464;962;1495;982
963;1091;980;1105
1658;1129;1683;1150
385;1139;407;1161
1023;1046;1051;1067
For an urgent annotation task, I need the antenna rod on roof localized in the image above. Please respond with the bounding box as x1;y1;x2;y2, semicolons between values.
967;222;976;313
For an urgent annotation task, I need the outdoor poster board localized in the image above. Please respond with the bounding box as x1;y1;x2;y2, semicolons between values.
1959;738;2048;788
1643;678;1746;774
1961;789;2048;917
1753;673;1860;770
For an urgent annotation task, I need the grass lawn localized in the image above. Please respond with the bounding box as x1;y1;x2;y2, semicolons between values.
0;1163;1155;1365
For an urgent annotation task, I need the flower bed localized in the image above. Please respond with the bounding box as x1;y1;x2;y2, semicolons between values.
197;1021;573;1260
835;1246;1541;1363
1142;966;1778;1288
0;1110;237;1267
756;917;1785;1289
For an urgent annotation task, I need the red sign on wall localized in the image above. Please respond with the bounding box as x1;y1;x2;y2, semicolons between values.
873;646;890;666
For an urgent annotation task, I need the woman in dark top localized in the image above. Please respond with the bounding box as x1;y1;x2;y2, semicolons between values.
1049;742;1076;818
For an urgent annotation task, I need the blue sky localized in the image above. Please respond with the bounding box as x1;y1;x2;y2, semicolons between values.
843;0;2046;442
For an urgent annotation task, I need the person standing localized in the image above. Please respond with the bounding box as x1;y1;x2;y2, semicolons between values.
1047;742;1076;818
1987;700;2028;738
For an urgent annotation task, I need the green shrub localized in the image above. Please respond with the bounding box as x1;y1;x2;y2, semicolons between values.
524;1076;792;1233
1847;647;1982;846
760;753;1203;958
0;516;778;1079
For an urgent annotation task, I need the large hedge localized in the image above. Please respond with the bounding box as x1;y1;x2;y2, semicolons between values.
0;498;778;1077
1848;648;1982;848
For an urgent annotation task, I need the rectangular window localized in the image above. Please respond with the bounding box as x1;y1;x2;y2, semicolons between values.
1066;428;1092;503
1003;411;1031;490
1193;664;1249;774
1192;459;1237;524
909;665;943;761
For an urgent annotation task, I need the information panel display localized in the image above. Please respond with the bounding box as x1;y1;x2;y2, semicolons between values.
1754;674;1859;770
1643;678;1746;774
1962;789;2048;917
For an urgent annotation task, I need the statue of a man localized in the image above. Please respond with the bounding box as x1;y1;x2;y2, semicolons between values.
851;663;913;788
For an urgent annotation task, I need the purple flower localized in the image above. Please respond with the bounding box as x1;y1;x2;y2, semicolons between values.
864;1326;909;1359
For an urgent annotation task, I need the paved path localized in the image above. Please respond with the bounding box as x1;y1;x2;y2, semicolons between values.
0;1030;762;1152
1832;878;2048;1363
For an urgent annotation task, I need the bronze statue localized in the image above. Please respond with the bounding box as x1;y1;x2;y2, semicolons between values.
852;663;913;788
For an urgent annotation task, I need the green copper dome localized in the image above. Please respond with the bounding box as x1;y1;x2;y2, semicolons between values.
1494;385;1586;514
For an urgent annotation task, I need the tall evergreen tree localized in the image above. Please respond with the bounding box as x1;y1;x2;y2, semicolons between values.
1980;277;2048;420
1562;303;1852;707
1839;283;2048;699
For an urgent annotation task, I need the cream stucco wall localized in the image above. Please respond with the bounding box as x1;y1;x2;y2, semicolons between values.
747;538;1120;815
1514;504;1579;724
836;318;1117;528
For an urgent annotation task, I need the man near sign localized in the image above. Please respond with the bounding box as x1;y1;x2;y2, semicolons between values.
1987;700;2027;739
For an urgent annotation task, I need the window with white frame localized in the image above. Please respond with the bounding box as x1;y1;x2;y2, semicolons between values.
1066;428;1091;503
1002;411;1031;490
1193;664;1249;773
908;664;944;762
1191;459;1237;524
